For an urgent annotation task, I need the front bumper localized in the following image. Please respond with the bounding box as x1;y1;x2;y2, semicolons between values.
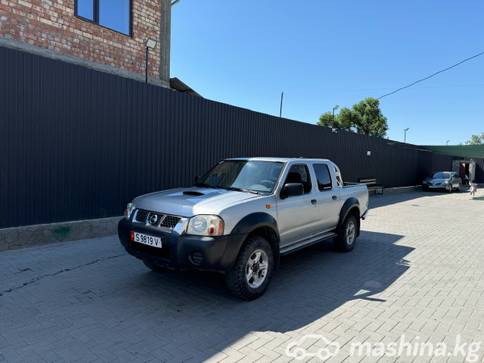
427;184;448;189
118;218;246;272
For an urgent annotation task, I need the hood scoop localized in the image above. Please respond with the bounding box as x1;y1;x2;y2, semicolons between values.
183;190;205;196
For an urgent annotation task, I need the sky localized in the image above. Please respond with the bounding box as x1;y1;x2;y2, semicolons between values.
170;0;484;146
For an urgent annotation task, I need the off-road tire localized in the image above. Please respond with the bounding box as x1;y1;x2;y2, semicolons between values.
334;214;358;252
225;235;274;301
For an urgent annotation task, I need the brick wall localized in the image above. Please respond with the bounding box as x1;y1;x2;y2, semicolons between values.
0;0;166;83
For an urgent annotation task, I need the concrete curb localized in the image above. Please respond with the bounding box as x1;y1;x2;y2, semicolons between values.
383;185;422;194
0;217;122;252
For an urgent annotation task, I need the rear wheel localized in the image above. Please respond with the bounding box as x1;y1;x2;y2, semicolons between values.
225;235;274;300
143;260;168;273
334;214;358;252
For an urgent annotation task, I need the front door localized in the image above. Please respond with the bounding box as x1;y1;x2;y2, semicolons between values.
277;164;322;248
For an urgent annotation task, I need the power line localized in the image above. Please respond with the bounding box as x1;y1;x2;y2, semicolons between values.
378;50;484;100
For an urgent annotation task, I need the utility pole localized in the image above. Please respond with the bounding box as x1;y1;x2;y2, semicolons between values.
279;92;284;118
403;128;410;143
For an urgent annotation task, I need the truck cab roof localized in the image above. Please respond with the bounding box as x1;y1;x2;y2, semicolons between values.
225;157;333;163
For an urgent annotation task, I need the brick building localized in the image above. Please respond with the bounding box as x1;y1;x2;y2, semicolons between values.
0;0;172;86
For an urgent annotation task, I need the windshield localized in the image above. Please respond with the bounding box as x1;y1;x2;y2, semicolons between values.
433;172;452;179
196;160;284;194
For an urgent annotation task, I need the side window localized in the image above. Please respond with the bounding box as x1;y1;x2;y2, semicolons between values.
313;164;333;191
336;175;343;187
335;167;343;187
284;164;312;194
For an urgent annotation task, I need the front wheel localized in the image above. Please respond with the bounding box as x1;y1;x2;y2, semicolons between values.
334;214;358;252
225;235;274;300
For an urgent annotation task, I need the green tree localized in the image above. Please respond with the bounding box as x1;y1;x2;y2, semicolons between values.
465;133;484;145
351;98;388;137
335;107;357;131
318;111;339;129
318;97;388;138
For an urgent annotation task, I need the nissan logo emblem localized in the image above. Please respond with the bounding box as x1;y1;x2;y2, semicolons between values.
148;214;159;225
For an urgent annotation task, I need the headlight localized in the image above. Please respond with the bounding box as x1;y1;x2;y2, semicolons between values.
124;202;136;218
443;180;449;184
187;215;224;236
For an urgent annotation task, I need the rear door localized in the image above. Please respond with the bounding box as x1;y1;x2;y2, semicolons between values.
311;162;341;230
276;163;322;247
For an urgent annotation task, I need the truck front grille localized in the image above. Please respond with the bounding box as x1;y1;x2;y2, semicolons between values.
134;209;149;223
161;215;180;228
133;209;181;229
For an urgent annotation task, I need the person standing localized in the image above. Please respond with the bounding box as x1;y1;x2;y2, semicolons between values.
470;182;478;198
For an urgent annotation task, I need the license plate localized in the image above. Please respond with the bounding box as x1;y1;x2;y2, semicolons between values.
131;231;162;248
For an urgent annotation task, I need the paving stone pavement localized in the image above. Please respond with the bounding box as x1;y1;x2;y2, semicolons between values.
1;191;484;363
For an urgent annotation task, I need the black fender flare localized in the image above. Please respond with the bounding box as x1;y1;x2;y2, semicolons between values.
338;198;361;235
227;212;281;269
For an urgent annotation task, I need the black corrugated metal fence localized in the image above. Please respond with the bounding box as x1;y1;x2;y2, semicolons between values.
0;46;454;228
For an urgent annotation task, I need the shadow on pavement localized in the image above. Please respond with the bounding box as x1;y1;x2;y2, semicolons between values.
370;190;448;209
116;230;412;361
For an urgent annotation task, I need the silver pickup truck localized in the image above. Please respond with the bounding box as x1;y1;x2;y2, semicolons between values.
118;158;369;300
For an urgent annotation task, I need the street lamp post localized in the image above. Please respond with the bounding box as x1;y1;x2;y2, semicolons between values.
403;128;410;143
145;38;158;84
332;105;339;121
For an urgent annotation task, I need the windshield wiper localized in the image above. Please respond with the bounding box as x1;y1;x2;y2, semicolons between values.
226;187;261;195
194;184;261;195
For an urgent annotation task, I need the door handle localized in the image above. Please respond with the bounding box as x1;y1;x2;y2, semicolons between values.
311;199;317;205
332;195;337;200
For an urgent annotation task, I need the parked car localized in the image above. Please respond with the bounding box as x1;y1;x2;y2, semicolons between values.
118;158;369;300
422;171;461;192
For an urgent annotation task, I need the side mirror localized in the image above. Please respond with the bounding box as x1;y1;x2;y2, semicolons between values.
281;183;304;199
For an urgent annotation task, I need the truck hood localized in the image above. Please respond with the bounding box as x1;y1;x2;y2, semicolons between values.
133;187;260;217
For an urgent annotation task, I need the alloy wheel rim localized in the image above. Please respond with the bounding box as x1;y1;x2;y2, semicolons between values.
245;249;269;289
346;220;356;245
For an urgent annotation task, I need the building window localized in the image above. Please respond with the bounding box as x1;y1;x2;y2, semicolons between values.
77;0;94;20
75;0;131;36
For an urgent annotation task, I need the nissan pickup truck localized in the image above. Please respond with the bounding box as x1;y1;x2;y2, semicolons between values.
118;158;369;300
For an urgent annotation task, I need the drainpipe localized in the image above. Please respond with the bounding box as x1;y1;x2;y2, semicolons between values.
159;0;172;87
